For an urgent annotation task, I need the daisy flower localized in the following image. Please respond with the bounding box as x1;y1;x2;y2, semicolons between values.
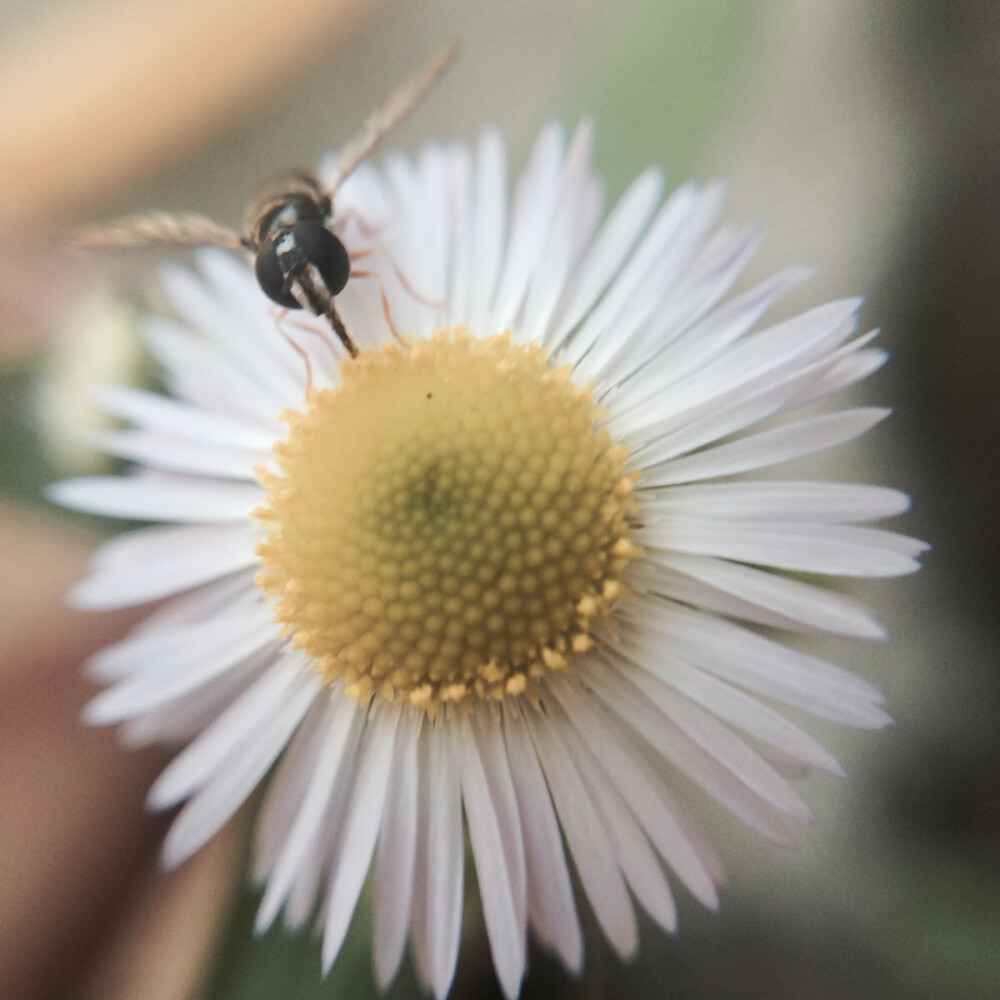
51;122;925;999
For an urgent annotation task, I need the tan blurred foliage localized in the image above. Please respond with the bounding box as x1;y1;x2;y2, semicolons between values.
0;2;378;997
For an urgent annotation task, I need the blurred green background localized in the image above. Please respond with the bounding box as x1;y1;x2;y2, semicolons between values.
0;1;997;999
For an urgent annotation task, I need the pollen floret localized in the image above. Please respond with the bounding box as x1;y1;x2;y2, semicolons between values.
255;328;639;713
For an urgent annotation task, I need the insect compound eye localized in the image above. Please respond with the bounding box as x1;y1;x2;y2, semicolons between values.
254;224;352;310
254;238;301;309
291;221;351;298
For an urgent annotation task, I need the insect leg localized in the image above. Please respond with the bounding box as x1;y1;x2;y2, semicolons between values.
335;205;393;240
274;310;315;390
350;246;443;308
349;268;408;346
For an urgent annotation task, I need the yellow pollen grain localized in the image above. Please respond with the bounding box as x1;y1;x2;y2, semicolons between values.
255;327;639;713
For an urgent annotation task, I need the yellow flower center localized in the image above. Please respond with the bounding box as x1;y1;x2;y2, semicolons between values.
254;328;639;714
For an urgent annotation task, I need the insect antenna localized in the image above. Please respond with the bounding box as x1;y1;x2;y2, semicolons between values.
327;40;460;199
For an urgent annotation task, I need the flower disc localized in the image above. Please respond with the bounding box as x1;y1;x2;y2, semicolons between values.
256;328;639;712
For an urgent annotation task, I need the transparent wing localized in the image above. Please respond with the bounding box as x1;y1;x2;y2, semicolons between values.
327;40;459;198
67;212;246;250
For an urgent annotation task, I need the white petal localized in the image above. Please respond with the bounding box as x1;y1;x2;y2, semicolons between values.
627;326;882;467
444;143;474;327
84;607;276;720
619;663;815;822
573;171;603;269
501;702;583;974
520;700;638;960
49;473;262;523
560;181;704;367
93;384;278;449
641;408;890;486
254;694;361;931
160;260;303;399
567;182;726;376
383;144;450;337
251;695;337;882
469;708;527;939
546;167;664;351
414;713;464;1000
644;518;925;577
284;705;366;929
489;123;566;332
70;524;257;610
143;318;285;422
642;481;911;524
582;658;796;845
408;731;434;991
621;299;862;445
131;571;254;632
331;156;395;224
90;428;263;480
148;653;314;810
624;345;840;467
196;249;308;397
466;128;508;333
797;345;888;402
373;707;422;990
159;665;318;867
459;714;525;1000
607;266;810;424
546;695;679;933
546;677;720;908
624;600;890;728
322;701;402;971
521;121;595;343
612;644;843;776
644;553;889;638
120;644;273;746
86;586;269;682
596;224;764;390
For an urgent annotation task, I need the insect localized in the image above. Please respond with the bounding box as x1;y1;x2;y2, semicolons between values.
69;42;459;360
